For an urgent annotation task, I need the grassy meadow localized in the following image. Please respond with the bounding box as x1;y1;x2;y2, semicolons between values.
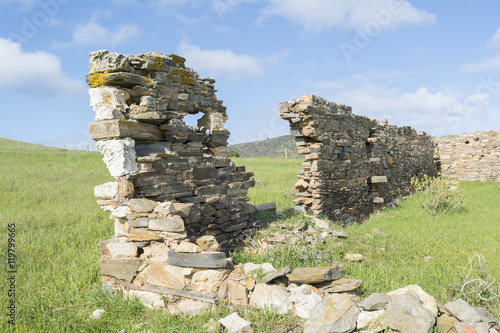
0;148;498;332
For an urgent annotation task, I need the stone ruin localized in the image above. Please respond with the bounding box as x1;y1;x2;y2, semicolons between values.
435;130;500;181
280;95;440;223
87;50;259;294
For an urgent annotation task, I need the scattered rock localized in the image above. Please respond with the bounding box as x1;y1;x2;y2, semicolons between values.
454;322;489;333
174;241;202;253
262;266;291;284
124;290;165;309
288;284;323;319
304;293;360;333
357;309;387;332
358;293;392;311
473;307;497;327
344;253;364;262
228;279;249;306
437;314;459;333
372;227;388;237
386;291;435;333
312;217;330;229
249;283;293;314
315;278;362;293
90;309;105;320
444;299;483;323
388;284;438;317
219;312;252;333
293;220;308;232
255;202;276;213
168;299;211;316
287;266;342;284
330;230;348;238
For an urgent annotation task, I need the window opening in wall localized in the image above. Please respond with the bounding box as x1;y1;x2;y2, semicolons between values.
184;113;200;130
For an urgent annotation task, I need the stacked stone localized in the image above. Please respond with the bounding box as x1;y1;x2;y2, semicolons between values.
88;50;258;293
435;130;500;181
280;94;438;223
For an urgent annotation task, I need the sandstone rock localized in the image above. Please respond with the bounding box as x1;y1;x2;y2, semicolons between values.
89;119;164;141
304;293;359;333
99;259;140;282
219;312;252;333
388;284;438;317
288;284;323;319
312;217;330;229
330;229;348;238
293;220;308;232
106;242;138;259
287;266;342;284
96;139;138;177
386;291;435;333
249;283;293;315
175;241;202;253
134;263;186;289
172;202;194;217
437;314;459;333
196;235;220;252
454;322;490;333
141;242;170;262
243;262;276;275
315;278;362;293
344;253;364;262
124;289;165;309
444;299;483;323
153;201;177;217
262;266;291;283
167;251;227;268
191;269;228;296
118;178;134;197
128;228;162;241
149;215;185;232
94;182;118;199
228;279;249;306
127;198;158;213
473;307;497;327
168;299;211;316
358;293;392;311
246;278;255;291
89;50;131;74
89;86;129;120
357;309;387;332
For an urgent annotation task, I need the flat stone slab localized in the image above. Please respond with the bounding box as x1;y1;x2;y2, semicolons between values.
167;251;227;268
314;278;362;293
140;285;218;304
287;266;342;284
89;119;164;141
99;258;141;282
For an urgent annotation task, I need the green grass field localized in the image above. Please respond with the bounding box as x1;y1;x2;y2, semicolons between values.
0;148;498;332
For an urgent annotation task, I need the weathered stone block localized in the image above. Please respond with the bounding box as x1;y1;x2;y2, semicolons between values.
89;120;164;141
99;258;141;282
167;251;227;268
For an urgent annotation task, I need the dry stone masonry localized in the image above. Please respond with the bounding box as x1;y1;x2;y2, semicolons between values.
280;95;439;223
87;50;258;294
434;130;500;181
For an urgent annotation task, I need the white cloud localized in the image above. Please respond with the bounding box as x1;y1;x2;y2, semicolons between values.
462;56;500;73
487;27;500;47
308;79;490;136
0;38;83;96
52;21;139;49
259;0;435;33
178;41;265;80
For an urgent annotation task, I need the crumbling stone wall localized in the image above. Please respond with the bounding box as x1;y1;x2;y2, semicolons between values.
280;95;439;223
434;130;500;181
87;50;258;292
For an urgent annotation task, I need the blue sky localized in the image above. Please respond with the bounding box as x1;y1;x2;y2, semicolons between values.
1;0;499;148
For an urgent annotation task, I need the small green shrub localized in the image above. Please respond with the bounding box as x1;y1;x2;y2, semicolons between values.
411;175;464;215
227;150;240;157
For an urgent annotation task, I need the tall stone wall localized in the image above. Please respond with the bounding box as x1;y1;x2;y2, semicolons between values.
280;95;438;223
87;50;258;292
434;130;500;181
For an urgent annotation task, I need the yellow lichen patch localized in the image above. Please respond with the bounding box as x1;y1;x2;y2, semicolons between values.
86;73;112;88
147;55;170;71
299;94;313;102
179;77;196;85
179;69;193;78
170;68;179;75
169;54;186;65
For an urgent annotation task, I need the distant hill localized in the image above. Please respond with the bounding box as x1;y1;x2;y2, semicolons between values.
0;137;56;150
228;135;302;158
